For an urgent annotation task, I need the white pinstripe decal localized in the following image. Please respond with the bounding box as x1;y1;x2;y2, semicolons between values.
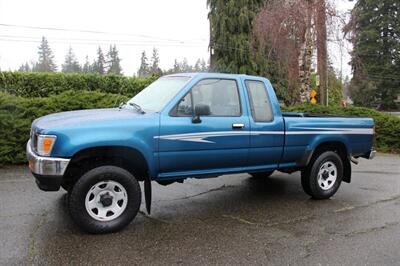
289;127;373;134
155;127;373;143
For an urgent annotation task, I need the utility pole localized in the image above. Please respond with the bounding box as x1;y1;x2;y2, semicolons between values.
316;0;328;106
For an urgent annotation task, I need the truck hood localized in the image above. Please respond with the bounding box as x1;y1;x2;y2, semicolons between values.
32;108;142;133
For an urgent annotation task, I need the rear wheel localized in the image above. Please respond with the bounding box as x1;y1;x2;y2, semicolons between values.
68;166;141;234
301;151;343;199
250;171;274;179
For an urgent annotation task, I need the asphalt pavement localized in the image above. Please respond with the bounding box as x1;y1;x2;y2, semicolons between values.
1;154;399;265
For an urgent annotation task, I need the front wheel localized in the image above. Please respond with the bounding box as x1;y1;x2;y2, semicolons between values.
301;151;343;199
68;166;142;234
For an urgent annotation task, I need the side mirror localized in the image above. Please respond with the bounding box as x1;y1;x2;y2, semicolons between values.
192;104;211;123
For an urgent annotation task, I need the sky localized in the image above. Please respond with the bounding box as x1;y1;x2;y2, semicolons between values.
0;0;354;77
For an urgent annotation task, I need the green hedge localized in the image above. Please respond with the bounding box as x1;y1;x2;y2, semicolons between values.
0;91;129;165
283;104;400;153
0;71;156;97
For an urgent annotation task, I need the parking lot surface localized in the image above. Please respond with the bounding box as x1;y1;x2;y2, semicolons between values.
1;154;399;265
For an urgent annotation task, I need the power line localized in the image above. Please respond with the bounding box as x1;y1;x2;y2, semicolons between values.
0;34;207;45
0;34;258;55
0;23;205;43
0;37;207;48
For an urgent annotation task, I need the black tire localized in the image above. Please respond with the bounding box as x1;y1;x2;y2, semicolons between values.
68;166;141;234
250;171;274;179
301;151;343;199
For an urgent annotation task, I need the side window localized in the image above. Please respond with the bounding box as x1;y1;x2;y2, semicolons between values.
245;80;273;122
192;79;241;116
173;79;241;117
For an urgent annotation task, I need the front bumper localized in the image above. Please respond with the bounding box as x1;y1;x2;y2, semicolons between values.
26;140;70;191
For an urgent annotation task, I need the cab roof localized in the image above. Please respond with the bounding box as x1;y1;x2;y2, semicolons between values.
164;72;268;81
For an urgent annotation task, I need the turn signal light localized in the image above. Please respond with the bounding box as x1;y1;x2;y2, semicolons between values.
37;135;57;156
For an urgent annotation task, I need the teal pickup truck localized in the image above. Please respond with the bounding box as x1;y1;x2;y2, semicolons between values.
27;73;375;233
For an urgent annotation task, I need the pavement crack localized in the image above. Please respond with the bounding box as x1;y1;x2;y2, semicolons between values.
27;211;48;264
162;185;235;202
334;206;355;213
358;186;381;192
266;215;314;227
333;194;400;213
345;221;400;237
222;214;259;225
370;194;400;205
221;214;315;227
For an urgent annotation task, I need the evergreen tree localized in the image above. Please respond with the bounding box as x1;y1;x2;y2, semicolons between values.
347;0;400;109
35;37;57;72
18;62;31;72
82;56;91;73
194;59;202;72
165;58;208;74
106;45;122;75
207;0;265;74
173;59;181;73
180;58;191;72
92;47;106;74
149;48;162;75
164;59;181;74
200;59;208;72
62;47;81;73
137;51;150;77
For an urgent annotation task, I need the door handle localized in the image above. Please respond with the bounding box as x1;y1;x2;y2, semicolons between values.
232;123;245;129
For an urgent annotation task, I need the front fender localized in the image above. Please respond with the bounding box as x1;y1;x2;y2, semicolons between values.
48;127;158;178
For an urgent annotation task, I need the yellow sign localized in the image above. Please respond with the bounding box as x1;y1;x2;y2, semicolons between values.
310;89;317;98
311;98;317;105
310;89;317;105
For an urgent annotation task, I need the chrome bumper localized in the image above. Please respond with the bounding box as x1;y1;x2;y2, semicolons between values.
26;140;70;176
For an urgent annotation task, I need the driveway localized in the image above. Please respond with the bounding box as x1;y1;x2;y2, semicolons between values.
1;154;399;265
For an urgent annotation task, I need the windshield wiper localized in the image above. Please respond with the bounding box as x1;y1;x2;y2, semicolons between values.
128;102;145;114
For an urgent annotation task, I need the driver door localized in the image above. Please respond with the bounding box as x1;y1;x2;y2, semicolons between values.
158;78;250;176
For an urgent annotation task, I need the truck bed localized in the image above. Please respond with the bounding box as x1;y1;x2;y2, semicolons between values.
280;113;374;165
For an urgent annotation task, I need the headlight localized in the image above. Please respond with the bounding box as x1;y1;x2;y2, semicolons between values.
36;135;57;156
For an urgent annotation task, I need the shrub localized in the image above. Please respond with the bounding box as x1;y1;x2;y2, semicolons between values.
0;91;129;165
0;71;156;97
283;104;400;153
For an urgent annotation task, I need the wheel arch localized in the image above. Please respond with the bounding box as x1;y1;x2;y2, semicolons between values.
300;140;352;183
63;146;151;189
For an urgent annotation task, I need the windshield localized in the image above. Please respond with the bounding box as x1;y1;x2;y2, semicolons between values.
127;76;190;112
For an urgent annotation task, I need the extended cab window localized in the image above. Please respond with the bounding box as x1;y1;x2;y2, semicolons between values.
245;80;273;122
175;79;241;117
